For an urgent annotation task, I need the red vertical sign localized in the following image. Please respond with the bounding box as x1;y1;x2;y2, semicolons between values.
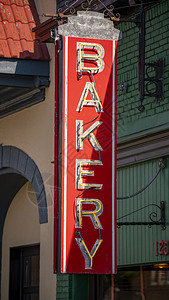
55;34;117;274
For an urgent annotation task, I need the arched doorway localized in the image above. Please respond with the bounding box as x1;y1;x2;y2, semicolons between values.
0;145;48;299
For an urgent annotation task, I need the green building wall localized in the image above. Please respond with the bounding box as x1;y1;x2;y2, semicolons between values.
116;0;169;266
117;0;169;143
56;274;89;300
117;157;169;266
56;0;169;298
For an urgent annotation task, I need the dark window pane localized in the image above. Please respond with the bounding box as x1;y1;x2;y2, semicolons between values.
31;255;39;286
24;293;39;300
23;254;39;287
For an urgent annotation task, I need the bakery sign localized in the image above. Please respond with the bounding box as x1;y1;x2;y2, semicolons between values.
55;11;121;274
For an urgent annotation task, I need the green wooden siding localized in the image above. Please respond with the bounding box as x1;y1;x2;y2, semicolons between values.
117;0;169;143
116;0;169;267
117;157;169;266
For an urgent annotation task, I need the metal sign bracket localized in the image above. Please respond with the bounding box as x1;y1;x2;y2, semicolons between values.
118;4;163;111
117;201;166;231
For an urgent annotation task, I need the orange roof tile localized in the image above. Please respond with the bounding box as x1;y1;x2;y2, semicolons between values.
0;0;50;60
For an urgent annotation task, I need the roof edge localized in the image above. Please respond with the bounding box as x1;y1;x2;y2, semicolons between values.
0;58;49;77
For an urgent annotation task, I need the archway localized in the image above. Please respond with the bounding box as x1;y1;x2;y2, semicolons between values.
0;145;48;298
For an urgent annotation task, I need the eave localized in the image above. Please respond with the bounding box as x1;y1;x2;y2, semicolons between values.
0;58;50;118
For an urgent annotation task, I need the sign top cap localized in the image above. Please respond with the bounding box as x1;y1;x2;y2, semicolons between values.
58;11;121;40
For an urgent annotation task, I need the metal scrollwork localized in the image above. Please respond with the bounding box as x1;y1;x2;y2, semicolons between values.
102;4;120;20
149;211;160;223
57;7;63;13
65;1;76;14
117;201;165;230
56;0;121;20
57;0;77;14
81;0;98;11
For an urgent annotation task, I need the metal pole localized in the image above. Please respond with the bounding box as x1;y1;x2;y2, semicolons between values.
138;3;145;111
111;275;114;300
140;266;145;300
